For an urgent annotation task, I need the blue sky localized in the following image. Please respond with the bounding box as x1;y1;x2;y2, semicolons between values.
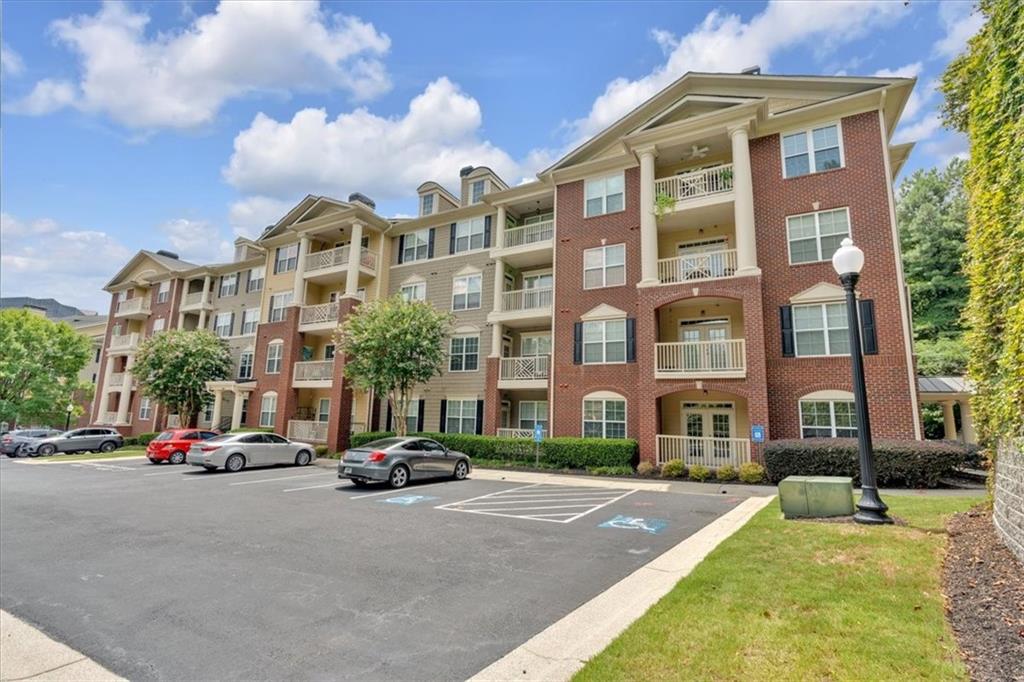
1;0;981;312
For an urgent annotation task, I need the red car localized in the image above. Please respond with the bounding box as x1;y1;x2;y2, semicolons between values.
147;429;220;464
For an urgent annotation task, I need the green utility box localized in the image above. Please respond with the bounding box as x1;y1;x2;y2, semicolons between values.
778;476;855;519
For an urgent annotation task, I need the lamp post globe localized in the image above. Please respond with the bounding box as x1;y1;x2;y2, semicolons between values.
833;238;892;525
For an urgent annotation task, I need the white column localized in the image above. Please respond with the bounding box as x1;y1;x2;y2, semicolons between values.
97;354;115;420
293;236;310;304
958;400;976;443
115;354;135;424
230;390;247;431
729;124;760;276
210;389;224;428
177;312;185;328
197;276;211;329
494;206;506;249
942;401;957;440
490;257;505;357
638;146;659;286
344;222;364;298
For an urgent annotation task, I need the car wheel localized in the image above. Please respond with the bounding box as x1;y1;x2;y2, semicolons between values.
99;441;117;453
389;464;409;489
168;451;186;465
453;460;469;480
38;444;56;456
225;453;245;472
294;450;311;467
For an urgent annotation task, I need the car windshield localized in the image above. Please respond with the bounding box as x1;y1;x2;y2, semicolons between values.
359;438;404;449
154;431;176;441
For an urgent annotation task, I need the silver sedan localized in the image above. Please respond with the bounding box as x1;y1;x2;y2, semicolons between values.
339;437;471;488
186;432;316;472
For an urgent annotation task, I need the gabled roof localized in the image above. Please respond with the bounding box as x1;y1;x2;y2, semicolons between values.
104;250;199;291
258;194;389;242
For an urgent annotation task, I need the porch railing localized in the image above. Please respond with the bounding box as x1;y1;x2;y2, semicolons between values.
499;355;550;381
655;435;751;468
183;291;211;307
102;411;119;425
497;427;547;439
654;163;733;203
288;420;328;443
656;249;737;284
108;372;127;388
305;246;377;274
501;287;553;312
293;360;334;382
299;302;340;326
503;220;554;249
655;339;746;376
108;333;139;351
116;297;150;316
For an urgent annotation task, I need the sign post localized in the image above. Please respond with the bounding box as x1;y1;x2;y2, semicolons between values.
751;425;765;444
534;423;544;468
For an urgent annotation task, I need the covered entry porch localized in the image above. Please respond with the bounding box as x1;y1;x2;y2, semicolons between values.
655;389;752;468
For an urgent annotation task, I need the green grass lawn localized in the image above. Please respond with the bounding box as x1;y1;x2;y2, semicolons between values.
40;447;148;462
575;496;974;681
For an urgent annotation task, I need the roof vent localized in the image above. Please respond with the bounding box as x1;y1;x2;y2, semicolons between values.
741;65;761;75
156;249;179;259
459;165;474;177
348;192;376;210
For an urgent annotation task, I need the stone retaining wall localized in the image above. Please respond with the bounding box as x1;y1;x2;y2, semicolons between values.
993;438;1024;564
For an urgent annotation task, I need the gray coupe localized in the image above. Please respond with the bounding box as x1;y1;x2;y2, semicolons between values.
338;437;471;488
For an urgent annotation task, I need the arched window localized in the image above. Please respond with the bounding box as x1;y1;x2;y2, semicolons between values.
798;390;856;438
582;391;627;439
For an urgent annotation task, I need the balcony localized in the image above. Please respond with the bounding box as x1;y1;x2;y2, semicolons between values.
496;427;547;439
298;302;340;334
491;220;554;267
115;297;150;319
654;164;734;214
303;246;377;284
100;411;120;425
488;287;553;328
180;290;213;311
655;339;746;379
292;360;334;388
287;420;327;443
655;435;751;468
656;249;738;285
498;355;550;389
108;333;139;354
107;372;134;390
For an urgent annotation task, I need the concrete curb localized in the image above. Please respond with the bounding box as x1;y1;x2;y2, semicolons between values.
468;494;776;682
0;610;124;681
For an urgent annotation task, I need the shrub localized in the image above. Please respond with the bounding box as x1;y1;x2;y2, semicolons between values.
738;462;766;484
588;466;634;477
135;432;159;446
350;431;395;448
636;461;656;477
688;464;711;481
660;459;687;478
715;464;738;481
314;445;328;457
763;438;976;488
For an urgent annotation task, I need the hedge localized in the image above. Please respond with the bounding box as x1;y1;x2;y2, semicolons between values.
349;431;637;469
763;438;978;488
123;432;158;447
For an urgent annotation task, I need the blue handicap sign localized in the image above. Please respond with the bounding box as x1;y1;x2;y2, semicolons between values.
751;425;765;444
598;515;668;535
378;495;439;506
534;423;544;443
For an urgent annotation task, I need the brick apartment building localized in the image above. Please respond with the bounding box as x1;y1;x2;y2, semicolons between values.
92;71;922;466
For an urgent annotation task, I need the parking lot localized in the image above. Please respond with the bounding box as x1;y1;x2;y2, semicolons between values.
0;455;748;680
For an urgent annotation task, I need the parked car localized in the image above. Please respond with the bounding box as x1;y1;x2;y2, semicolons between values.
185;432;315;472
2;429;62;457
22;428;124;456
147;429;220;464
338;437;471;488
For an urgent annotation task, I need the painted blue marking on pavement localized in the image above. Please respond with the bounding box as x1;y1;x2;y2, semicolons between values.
379;495;440;506
598;515;668;535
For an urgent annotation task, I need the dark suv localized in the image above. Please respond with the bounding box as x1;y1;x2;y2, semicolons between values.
2;429;62;457
22;428;124;456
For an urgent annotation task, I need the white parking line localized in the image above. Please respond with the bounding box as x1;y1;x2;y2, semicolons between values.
437;484;637;524
143;469;191;477
181;467;302;481
228;472;328;486
282;481;345;493
349;481;453;500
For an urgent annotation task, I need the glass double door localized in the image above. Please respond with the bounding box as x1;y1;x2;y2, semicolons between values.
679;319;730;370
682;402;735;459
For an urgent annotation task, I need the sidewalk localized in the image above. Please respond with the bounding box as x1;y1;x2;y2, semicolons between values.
0;610;123;681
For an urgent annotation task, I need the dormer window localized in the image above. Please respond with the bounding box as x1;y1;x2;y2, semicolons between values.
471;180;486;204
421;193;434;216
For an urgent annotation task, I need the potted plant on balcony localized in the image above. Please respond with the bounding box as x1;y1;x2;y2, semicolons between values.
654;191;676;222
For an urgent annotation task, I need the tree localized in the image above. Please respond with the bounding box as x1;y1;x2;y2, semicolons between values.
133;330;232;428
0;309;92;427
335;296;452;436
940;0;1024;444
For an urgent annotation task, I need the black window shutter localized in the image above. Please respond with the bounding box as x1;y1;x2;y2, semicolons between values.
449;223;457;255
427;228;436;259
397;235;405;264
626;318;637;363
386;402;393;431
859;299;878;355
438;399;447;432
475;400;484;435
780;306;795;357
229;312;235;336
483;215;492;248
416;399;425;433
573;322;583;364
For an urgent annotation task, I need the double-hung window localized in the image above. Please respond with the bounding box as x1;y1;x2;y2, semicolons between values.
800;400;857;438
317;398;330;423
793;302;849;356
446;399;477;434
259;394;277;427
452;274;482;311
401;282;426;302
240;308;259;335
421;194;434;216
156;280;170;304
583;319;626;364
265;343;283;374
584;172;625;217
238;352;254;380
402;229;430;262
247;266;265;293
454;216;486;253
518;401;548;432
269;292;292;323
214;312;233;338
583;244;625;289
583;398;626;439
787;208;850;264
139;397;152;420
782;123;842;178
521;333;551;356
449;336;479;372
152;318;165;334
219;273;238;297
471;180;485;204
274;244;298;274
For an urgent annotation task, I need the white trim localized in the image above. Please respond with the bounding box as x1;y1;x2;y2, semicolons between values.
454;264;483;277
582;318;628;365
400;273;426;286
580;303;628;321
583;171;626;218
583;243;627;290
786;206;851;265
451;272;483;311
789;282;849;305
582;394;628;439
448;334;481;373
780;119;845;179
801;389;854;401
792;301;849;357
798;397;857;439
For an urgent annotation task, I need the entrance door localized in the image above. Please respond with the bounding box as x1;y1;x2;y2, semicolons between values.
677;238;729;279
679;319;730;370
681;402;735;460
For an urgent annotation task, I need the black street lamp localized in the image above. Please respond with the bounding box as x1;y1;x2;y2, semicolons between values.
832;238;893;525
65;402;74;431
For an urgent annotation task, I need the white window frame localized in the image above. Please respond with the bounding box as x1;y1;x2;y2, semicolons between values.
139;397;152;420
471;179;486;204
156;280;170;304
259;393;277;428
265;342;283;374
274;244;299;274
238;351;254;380
269;292;293;323
792;302;850;357
520;332;552;356
583;244;626;289
240;308;259;336
400;282;426;302
247;266;265;293
582;319;627;364
799;399;858;438
786;207;851;264
152;318;165;334
446;399;477;434
582;396;627;439
518;401;548;431
452;273;482;311
454;216;486;253
213;312;233;338
449;335;480;372
219;273;238;297
781;121;844;179
421;193;434;217
584;172;625;218
317;398;331;423
402;228;431;263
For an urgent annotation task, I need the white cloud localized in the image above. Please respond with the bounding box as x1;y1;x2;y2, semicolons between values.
1;42;25;76
6;78;77;115
568;1;906;143
10;0;391;130
894;113;942;144
923;133;970;166
1;213;61;239
873;61;928;125
228;196;295;238
223;77;538;204
158;218;233;263
934;2;985;59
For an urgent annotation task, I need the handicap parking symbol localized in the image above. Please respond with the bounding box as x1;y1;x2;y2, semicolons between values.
379;495;439;506
599;515;668;535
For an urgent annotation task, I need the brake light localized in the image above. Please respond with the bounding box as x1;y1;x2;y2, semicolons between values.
366;451;387;462
200;445;222;452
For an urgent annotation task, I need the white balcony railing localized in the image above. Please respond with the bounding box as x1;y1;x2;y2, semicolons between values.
102;411;119;425
499;355;550;381
108;333;139;351
293;360;334;382
503;220;554;249
497;427;547;439
656;435;751;468
116;297;150;316
655;339;746;376
359;247;377;271
501;287;553;312
654;163;733;204
299;302;340;327
288;420;328;443
183;291;211;307
657;249;738;284
108;372;126;388
306;246;377;274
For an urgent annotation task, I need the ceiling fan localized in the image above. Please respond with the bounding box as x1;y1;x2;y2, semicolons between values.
686;144;710;160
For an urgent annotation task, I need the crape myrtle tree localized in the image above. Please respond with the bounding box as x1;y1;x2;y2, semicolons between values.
133;329;232;428
0;309;92;427
335;295;452;437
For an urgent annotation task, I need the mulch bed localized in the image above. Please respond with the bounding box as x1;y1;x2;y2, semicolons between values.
943;507;1024;681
